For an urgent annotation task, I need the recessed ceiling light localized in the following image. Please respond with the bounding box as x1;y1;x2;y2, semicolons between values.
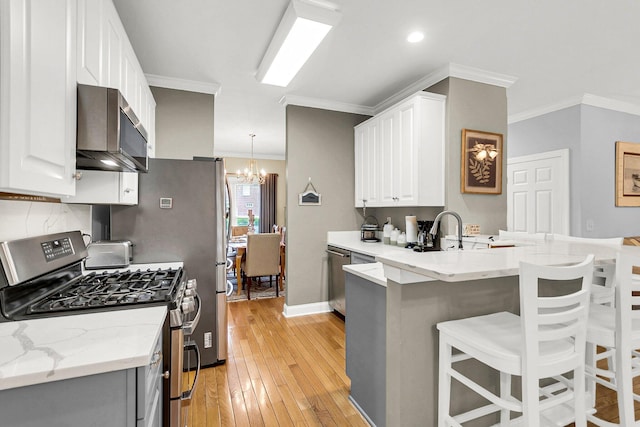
407;31;424;43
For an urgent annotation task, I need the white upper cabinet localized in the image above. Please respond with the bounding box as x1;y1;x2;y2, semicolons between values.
76;0;101;86
0;0;78;198
76;0;154;146
354;119;380;207
65;170;138;205
354;92;446;207
69;0;155;204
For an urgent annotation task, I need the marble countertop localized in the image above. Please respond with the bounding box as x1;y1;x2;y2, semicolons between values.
343;262;387;287
327;231;416;257
327;230;618;283
0;262;183;391
0;306;166;391
378;241;618;283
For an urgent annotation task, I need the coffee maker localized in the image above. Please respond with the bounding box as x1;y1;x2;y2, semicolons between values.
413;220;441;252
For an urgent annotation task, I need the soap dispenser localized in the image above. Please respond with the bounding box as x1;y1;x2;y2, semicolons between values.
383;217;393;245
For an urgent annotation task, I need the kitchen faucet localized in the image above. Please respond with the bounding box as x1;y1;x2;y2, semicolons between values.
430;210;463;250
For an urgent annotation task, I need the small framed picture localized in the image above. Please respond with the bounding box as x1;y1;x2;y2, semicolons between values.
298;191;321;206
461;129;503;194
615;141;640;206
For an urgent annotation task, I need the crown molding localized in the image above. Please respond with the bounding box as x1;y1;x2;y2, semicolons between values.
280;95;374;116
448;63;518;88
280;63;517;117
582;94;640;116
145;74;222;96
374;63;518;114
214;150;285;161
508;93;640;124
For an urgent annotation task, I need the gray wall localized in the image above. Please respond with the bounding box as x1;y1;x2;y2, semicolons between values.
428;78;509;235
508;106;582;235
286;106;369;306
150;87;215;159
509;104;640;237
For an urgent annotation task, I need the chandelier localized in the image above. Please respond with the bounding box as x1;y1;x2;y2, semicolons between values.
236;133;267;184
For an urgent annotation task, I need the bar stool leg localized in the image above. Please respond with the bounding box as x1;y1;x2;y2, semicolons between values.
499;371;511;424
574;363;587;427
617;346;635;426
585;342;597;409
438;335;452;427
521;369;539;426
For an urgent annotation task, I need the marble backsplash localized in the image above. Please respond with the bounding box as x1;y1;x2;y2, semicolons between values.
0;200;91;242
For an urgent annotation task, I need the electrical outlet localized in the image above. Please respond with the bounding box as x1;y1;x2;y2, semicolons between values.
204;332;212;348
586;219;594;232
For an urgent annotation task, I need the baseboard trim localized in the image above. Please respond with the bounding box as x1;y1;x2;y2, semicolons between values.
348;395;377;427
283;302;332;318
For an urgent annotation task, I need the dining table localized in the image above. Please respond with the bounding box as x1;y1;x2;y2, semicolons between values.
228;236;285;295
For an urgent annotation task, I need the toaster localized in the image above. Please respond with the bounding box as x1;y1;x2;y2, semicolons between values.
84;240;133;269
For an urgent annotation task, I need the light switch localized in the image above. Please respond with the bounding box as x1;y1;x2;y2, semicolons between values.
586;219;594;232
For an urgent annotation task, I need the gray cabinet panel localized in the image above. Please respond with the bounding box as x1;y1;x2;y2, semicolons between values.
345;272;386;427
0;369;136;427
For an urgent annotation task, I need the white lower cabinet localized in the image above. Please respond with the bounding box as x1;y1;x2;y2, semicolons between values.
0;0;78;198
0;332;163;427
64;170;138;205
354;92;446;207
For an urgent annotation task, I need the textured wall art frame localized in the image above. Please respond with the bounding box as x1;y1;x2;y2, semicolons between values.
615;141;640;206
461;129;503;194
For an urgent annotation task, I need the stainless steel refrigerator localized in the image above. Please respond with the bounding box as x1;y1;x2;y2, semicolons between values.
111;157;228;368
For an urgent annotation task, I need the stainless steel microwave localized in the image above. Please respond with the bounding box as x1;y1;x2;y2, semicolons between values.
76;84;148;173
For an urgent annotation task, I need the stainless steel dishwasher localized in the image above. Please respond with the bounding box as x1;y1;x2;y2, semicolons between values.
327;246;350;316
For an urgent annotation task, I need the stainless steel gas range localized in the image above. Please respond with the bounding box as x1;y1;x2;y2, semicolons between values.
0;230;200;427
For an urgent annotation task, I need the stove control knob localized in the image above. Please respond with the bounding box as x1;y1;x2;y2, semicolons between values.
186;279;198;291
181;301;191;313
182;296;195;313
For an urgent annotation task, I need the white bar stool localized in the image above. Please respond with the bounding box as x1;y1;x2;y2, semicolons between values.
437;255;594;426
586;246;640;426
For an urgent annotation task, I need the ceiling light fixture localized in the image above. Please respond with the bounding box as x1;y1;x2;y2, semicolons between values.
236;133;267;184
100;159;118;167
256;0;341;87
407;31;424;43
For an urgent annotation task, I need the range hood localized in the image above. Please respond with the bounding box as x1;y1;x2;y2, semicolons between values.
76;84;148;173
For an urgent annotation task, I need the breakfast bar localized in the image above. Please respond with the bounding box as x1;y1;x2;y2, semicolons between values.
379;241;618;426
335;235;619;427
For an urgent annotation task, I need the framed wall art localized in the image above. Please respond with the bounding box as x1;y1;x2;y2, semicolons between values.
298;177;322;206
461;129;503;194
615;141;640;206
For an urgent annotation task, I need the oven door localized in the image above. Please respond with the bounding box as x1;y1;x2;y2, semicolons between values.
168;293;202;427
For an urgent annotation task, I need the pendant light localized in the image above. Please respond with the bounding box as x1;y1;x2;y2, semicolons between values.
236;133;267;184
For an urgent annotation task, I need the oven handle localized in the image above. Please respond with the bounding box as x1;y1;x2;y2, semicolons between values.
183;293;201;336
181;340;200;401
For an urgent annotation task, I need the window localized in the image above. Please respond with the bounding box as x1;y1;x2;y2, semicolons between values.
226;175;261;229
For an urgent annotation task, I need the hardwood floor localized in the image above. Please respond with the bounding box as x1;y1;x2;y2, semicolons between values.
183;297;640;427
182;297;368;427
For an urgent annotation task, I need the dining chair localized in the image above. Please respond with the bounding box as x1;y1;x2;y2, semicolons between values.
240;233;281;300
585;246;640;426
231;225;248;237
437;254;594;426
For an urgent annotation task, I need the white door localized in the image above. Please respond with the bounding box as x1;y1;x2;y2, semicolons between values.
507;149;569;234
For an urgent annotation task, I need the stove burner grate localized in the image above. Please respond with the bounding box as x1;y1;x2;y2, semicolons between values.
26;268;181;314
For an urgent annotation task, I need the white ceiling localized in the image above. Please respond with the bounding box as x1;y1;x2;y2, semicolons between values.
113;0;640;160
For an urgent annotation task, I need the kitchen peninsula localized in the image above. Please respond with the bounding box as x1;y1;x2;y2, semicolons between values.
330;232;619;426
